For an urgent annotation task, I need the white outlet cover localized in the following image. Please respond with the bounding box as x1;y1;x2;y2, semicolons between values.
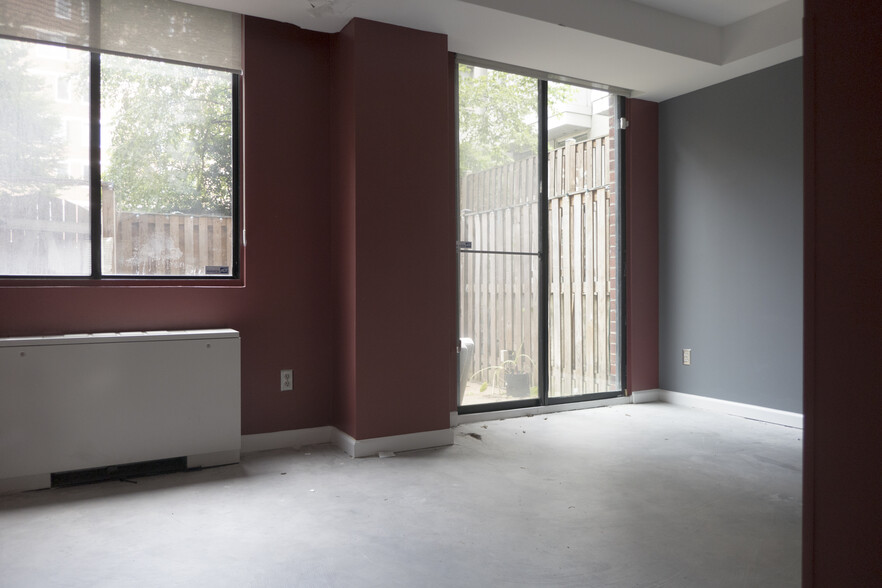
281;369;293;391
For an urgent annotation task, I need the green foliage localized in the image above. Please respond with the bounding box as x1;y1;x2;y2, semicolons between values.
470;346;536;392
102;55;233;215
458;64;575;176
458;64;538;175
0;40;63;197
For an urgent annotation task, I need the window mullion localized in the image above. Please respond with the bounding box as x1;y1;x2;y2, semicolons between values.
537;79;549;403
89;51;101;278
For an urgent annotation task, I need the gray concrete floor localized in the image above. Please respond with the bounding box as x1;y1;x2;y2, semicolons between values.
0;403;802;587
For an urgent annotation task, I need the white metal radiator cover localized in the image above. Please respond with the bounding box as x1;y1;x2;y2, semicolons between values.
0;329;241;493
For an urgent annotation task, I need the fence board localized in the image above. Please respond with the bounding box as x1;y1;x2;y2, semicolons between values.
0;189;230;276
602;137;610;185
586;193;595;393
119;216;134;273
169;218;181;275
478;211;488;372
572;193;585;395
549;196;561;396
487;210;496;375
596;189;610;389
503;200;512;355
458;137;618;401
211;218;223;267
184;216;195;272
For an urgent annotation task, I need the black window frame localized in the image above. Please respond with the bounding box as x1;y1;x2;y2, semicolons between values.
1;39;242;282
455;56;628;414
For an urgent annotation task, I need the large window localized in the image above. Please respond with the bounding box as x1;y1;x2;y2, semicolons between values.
0;0;240;278
101;54;236;276
457;59;624;410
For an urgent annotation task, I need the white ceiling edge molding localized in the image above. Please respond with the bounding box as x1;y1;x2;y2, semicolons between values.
462;0;802;66
444;1;802;101
722;0;802;64
653;38;803;101
460;0;722;64
180;0;803;101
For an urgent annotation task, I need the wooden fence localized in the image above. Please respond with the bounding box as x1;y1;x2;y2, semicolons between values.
0;191;91;275
0;188;231;276
460;135;619;398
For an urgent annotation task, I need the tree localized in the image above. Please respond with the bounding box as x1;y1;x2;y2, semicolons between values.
458;64;537;175
0;39;63;198
101;55;233;215
458;64;574;176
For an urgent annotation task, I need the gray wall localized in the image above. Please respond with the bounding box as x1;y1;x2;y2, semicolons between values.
658;58;803;413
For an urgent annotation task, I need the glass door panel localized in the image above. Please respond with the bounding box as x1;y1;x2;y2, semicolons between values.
546;83;620;398
458;64;540;407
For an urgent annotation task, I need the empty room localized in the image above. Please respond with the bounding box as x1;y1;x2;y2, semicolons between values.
1;0;879;586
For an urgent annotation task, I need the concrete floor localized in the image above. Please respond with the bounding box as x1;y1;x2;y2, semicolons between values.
0;403;802;587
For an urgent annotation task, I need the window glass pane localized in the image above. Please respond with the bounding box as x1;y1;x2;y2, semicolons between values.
101;54;233;276
458;64;539;253
0;0;91;47
547;82;621;397
55;0;72;20
0;38;91;276
0;0;241;72
101;0;242;72
458;64;540;406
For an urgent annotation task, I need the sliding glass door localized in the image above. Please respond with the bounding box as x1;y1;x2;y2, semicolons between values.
457;61;622;411
457;65;541;407
546;82;621;400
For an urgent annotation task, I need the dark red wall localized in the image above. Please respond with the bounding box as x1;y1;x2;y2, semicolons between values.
1;14;655;447
239;17;335;435
331;19;454;440
625;99;660;393
803;1;882;585
448;52;460;413
0;16;337;437
329;23;358;437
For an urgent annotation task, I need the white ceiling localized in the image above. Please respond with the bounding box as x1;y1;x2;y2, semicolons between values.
629;0;791;27
184;0;803;101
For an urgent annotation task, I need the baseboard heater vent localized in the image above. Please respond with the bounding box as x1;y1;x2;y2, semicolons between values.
0;329;241;494
51;457;188;488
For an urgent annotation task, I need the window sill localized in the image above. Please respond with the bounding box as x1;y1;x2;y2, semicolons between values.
0;277;245;288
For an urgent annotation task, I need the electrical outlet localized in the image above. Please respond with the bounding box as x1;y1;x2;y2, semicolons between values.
280;369;293;391
683;349;692;366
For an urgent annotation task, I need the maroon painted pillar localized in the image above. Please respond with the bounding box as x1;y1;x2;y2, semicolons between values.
330;21;359;438
240;17;335;435
803;1;882;585
625;99;660;393
330;19;454;440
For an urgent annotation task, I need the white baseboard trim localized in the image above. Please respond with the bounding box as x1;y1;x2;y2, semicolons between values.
630;389;661;404
245;388;801;458
187;449;240;468
332;427;455;458
659;390;804;429
241;426;334;454
0;473;50;495
452;395;633;426
243;426;454;458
